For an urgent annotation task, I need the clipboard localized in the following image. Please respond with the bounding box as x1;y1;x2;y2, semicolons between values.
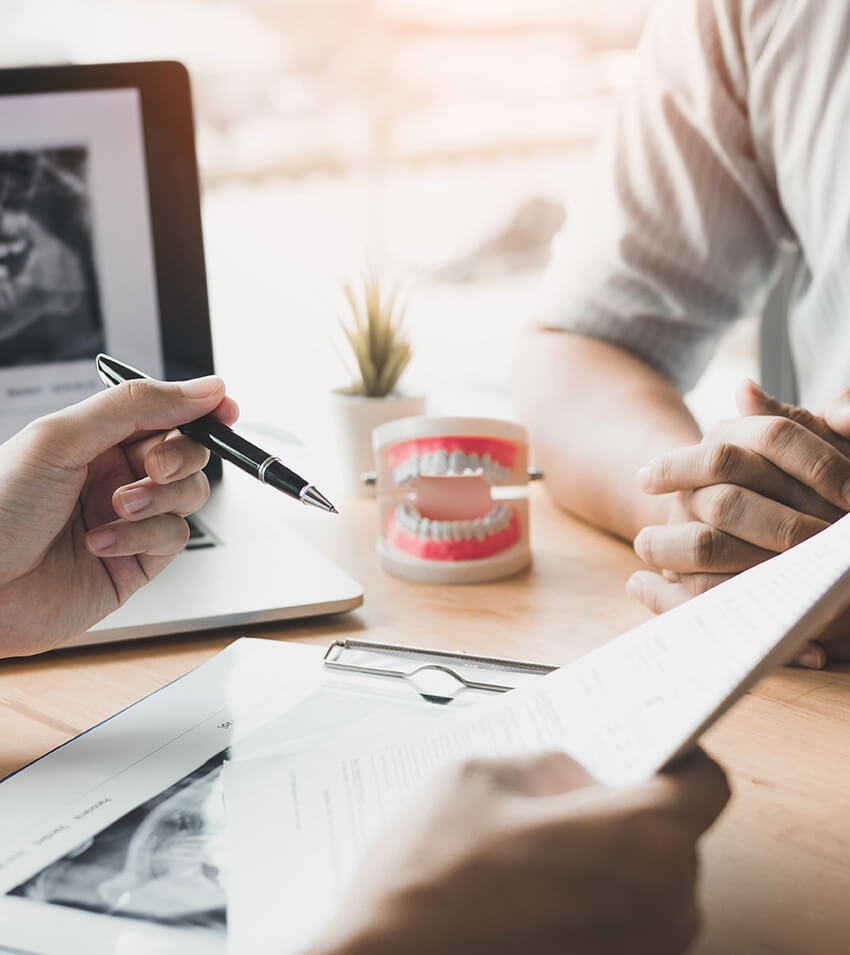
323;638;557;704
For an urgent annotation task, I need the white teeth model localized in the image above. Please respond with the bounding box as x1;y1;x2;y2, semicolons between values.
392;449;512;485
394;503;514;543
400;503;419;532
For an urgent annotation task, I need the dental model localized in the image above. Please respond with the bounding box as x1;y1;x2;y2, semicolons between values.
370;417;537;584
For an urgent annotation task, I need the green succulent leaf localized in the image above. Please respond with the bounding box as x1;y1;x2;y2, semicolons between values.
337;269;413;398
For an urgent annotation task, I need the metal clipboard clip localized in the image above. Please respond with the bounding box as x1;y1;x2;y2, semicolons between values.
323;638;557;705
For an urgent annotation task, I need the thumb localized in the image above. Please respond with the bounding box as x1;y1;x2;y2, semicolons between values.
33;376;227;469
734;379;811;423
735;378;777;416
635;749;731;838
735;379;835;441
521;750;728;840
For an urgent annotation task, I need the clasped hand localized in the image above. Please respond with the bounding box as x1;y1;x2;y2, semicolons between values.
629;380;850;667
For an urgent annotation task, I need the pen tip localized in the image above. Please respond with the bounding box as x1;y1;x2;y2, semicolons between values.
301;485;339;514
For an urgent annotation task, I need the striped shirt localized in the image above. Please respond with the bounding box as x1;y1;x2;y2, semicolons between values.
537;0;850;411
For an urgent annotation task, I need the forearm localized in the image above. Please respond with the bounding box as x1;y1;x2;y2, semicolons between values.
512;329;701;540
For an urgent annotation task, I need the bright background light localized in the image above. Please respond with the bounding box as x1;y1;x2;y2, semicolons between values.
3;0;754;449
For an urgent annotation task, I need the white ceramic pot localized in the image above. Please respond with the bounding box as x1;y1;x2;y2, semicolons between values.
329;388;426;496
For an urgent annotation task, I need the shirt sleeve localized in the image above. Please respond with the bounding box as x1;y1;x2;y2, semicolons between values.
537;0;793;393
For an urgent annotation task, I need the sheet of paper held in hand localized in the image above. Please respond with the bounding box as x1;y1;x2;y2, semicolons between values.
224;512;850;955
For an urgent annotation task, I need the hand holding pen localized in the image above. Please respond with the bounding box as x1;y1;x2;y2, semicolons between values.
0;371;241;655
0;356;337;656
96;354;337;513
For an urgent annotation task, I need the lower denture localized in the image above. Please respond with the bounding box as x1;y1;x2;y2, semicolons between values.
387;507;521;561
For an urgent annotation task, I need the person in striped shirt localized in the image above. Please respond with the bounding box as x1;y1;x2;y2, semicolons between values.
515;0;850;666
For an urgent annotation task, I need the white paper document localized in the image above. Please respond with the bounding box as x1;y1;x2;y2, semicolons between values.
224;513;850;955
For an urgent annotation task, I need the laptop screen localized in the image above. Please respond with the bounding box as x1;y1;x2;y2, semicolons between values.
0;87;164;441
0;62;216;467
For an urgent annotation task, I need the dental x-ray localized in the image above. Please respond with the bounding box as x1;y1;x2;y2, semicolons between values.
10;751;227;931
0;147;104;367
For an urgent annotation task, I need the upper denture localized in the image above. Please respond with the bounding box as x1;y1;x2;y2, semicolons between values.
390;436;517;486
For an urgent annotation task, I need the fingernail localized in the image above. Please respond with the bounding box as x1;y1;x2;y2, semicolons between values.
796;647;824;669
636;466;651;489
625;576;642;600
120;487;153;514
88;529;117;553
157;447;182;479
182;375;223;398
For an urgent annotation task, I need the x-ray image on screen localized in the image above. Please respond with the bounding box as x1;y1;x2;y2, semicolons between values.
0;147;104;367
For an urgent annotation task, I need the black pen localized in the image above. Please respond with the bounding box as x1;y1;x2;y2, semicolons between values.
95;354;338;514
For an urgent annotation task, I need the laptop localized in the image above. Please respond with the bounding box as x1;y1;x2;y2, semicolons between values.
0;61;364;646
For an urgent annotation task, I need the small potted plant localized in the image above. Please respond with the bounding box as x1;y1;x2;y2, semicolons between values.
330;271;425;494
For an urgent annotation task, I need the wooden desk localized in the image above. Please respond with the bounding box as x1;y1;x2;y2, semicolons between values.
1;487;849;954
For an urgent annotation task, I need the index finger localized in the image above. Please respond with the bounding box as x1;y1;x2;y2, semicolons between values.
640;422;850;517
724;416;850;511
518;748;729;841
639;442;780;495
122;394;240;449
